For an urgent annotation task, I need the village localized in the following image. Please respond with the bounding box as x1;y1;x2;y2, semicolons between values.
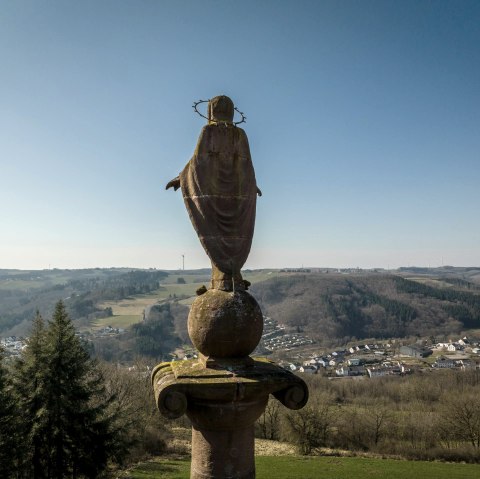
248;316;480;378
260;316;315;351
0;324;126;359
0;336;26;356
274;334;480;378
3;315;480;378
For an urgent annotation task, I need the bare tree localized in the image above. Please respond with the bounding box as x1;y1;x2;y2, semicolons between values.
439;391;480;449
362;400;393;447
284;393;337;454
257;397;281;440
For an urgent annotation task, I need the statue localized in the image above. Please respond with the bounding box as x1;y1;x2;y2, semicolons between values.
154;94;308;479
167;95;261;291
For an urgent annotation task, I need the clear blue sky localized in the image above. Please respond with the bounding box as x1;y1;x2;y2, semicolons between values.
1;1;479;270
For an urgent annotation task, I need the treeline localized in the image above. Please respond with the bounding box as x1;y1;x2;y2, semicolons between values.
257;371;480;462
0;302;171;478
68;270;168;302
250;273;480;341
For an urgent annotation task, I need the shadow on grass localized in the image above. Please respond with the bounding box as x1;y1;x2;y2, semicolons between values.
128;459;190;479
140;462;177;472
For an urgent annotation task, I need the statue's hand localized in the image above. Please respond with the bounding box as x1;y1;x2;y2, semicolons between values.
256;186;262;197
166;176;181;191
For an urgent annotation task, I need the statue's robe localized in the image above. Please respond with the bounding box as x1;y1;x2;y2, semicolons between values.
179;123;257;282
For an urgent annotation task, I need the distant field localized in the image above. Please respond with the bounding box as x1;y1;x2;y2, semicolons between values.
160;273;211;285
94;281;204;329
161;269;279;286
125;456;480;479
406;277;455;289
244;269;279;284
0;273;69;290
159;283;204;296
95;292;162;328
94;314;142;329
94;270;280;329
0;268;123;291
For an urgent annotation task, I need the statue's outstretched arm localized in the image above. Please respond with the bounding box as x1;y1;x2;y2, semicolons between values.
256;186;262;197
166;176;181;191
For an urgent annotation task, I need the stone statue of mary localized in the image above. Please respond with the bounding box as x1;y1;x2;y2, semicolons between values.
166;95;261;291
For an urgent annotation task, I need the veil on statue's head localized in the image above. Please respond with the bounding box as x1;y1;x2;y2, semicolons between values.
208;95;234;124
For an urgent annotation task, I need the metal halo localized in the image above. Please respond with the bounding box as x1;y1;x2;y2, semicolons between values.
233;107;247;125
192;99;209;120
192;99;247;125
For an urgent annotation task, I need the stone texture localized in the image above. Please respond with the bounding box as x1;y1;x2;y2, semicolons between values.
187;289;263;359
190;426;256;479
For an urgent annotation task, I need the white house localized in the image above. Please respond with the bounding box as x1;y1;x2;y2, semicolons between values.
299;365;317;374
367;367;389;378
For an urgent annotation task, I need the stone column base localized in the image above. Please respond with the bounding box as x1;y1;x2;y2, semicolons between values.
152;358;309;479
191;426;255;479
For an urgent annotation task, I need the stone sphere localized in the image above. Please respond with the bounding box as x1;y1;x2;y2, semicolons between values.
188;289;263;358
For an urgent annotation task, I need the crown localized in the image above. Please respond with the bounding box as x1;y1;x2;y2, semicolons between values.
192;99;246;126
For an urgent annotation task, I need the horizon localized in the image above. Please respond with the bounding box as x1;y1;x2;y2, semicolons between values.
2;1;479;271
2;264;479;273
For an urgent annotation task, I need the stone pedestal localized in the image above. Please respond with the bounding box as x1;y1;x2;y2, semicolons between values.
152;358;308;479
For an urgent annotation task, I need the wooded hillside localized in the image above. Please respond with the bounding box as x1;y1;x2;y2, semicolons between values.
250;272;480;341
2;268;480;345
0;268;168;335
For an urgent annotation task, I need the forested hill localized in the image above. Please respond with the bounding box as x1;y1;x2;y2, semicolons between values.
0;268;168;334
250;273;480;342
3;267;480;343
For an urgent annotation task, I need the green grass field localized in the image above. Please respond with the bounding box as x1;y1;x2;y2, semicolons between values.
94;314;142;329
0;273;71;290
125;456;480;479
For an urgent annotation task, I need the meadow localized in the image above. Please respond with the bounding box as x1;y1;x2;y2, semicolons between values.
125;456;480;479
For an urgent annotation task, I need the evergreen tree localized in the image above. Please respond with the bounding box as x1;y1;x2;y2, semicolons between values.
15;302;122;478
14;311;48;478
42;301;113;478
0;348;19;478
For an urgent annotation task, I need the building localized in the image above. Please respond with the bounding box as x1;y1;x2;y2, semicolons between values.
400;345;432;358
433;356;457;368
